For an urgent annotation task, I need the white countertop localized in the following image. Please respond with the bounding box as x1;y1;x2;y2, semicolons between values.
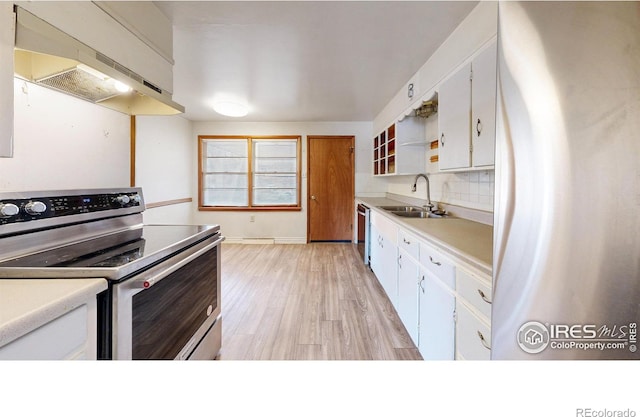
357;196;493;276
0;278;108;348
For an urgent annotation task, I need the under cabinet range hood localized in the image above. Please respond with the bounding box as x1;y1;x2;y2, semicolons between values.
13;7;184;115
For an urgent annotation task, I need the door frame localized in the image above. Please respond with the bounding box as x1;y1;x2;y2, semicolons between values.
306;135;355;243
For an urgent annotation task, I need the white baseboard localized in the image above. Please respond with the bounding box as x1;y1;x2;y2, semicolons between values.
222;237;307;245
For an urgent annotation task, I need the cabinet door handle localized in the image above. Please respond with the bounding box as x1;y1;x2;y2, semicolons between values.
403;237;411;245
440;133;445;147
398;254;402;268
429;256;441;266
476;118;482;137
419;276;425;293
477;331;491;350
477;289;492;304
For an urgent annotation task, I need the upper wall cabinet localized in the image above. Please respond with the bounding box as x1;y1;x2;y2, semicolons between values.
0;3;15;157
471;41;497;167
373;116;426;176
438;40;497;171
438;62;471;170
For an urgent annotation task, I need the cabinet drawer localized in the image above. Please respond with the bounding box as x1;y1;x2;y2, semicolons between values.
456;302;491;360
371;211;398;244
419;243;455;290
456;268;492;320
398;228;419;260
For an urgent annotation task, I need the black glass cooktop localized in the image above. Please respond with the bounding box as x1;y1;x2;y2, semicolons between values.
0;224;219;273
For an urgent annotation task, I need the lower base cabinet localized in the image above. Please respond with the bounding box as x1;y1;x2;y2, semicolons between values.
0;303;97;360
370;219;399;308
455;301;491;360
366;208;491;361
418;271;455;360
397;250;419;345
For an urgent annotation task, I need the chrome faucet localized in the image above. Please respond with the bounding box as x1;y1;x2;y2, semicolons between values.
412;173;434;212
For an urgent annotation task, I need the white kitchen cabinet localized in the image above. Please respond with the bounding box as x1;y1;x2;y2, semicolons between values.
471;41;497;167
0;305;93;360
369;212;399;307
455;301;491;360
419;241;456;289
455;267;492;360
438;40;497;171
417;240;456;360
369;223;383;283
0;279;106;360
438;62;471;170
397;245;420;346
456;267;492;319
366;207;492;361
0;3;15;157
370;224;399;307
373;117;426;176
418;269;456;360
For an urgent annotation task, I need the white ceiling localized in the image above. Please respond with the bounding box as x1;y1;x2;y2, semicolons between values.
155;1;478;122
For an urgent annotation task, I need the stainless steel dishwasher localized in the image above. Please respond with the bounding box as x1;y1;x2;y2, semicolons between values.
356;203;370;266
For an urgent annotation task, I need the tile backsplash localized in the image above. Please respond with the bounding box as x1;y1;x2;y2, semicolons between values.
386;170;495;212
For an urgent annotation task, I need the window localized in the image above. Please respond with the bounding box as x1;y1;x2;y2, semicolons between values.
198;135;302;210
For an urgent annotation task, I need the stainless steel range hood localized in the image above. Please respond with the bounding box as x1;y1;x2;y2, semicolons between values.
13;7;184;115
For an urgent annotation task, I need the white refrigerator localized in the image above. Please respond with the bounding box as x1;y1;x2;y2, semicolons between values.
491;1;640;359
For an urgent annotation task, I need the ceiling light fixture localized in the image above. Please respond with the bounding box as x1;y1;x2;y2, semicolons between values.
213;101;249;117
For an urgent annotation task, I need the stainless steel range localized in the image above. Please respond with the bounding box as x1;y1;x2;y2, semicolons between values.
0;188;223;360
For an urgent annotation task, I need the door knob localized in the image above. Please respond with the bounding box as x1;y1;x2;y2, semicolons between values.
310;195;317;200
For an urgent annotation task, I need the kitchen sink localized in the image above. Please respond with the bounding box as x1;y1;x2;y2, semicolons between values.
379;205;449;219
392;211;448;218
379;205;425;212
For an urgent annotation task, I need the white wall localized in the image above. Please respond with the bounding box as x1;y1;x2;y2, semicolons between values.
191;121;376;243
374;2;498;133
134;115;194;224
1;79;130;191
372;2;498;213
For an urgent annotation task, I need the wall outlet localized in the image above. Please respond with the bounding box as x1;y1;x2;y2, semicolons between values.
250;215;255;222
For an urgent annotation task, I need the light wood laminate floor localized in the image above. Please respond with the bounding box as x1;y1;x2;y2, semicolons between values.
218;243;422;360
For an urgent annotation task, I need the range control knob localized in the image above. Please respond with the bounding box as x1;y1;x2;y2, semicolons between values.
0;203;20;217
130;194;141;204
115;195;130;205
24;201;47;215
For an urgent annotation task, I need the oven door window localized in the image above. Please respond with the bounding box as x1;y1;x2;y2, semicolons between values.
131;245;218;360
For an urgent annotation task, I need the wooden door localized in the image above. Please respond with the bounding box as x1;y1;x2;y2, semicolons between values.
307;136;355;241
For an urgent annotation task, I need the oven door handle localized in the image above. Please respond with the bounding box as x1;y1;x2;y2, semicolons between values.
141;236;224;289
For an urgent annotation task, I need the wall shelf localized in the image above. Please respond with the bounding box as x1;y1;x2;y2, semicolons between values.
373;117;426;176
